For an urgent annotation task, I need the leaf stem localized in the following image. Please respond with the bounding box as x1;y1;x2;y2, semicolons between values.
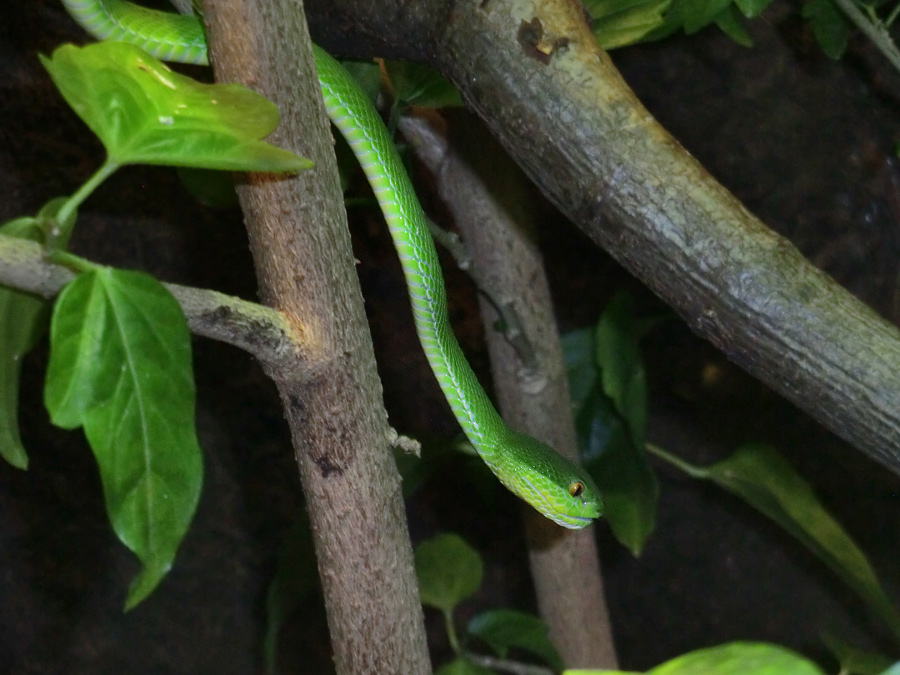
645;443;708;479
464;652;555;675
831;0;900;74
54;158;121;236
886;0;900;28
443;608;462;654
46;250;101;275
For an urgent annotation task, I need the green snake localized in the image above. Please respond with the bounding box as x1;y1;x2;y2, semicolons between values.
58;0;603;528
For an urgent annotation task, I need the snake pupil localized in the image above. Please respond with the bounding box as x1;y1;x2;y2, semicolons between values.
568;481;585;497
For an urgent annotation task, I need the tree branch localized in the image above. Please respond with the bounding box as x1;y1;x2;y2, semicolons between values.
0;233;295;365
305;0;900;475
400;111;618;668
200;0;431;672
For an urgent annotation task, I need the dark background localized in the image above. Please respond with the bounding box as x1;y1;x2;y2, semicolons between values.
1;0;900;672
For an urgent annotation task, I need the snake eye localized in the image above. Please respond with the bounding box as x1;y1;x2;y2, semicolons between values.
568;481;585;497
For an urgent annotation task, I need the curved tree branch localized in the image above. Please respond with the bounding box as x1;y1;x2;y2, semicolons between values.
305;0;900;475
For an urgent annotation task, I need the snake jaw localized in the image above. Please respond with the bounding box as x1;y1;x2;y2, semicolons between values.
518;473;602;530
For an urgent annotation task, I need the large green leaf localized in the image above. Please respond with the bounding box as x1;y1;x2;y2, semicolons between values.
415;534;483;613
0;219;47;469
645;643;825;674
40;42;311;172
578;387;657;555
0;198;76;469
44;268;202;609
700;444;900;641
567;293;658;555
565;642;826;674
595;292;647;449
467;609;563;672
563;327;599;413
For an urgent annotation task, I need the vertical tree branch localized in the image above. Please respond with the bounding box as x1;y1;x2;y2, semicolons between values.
400;111;618;668
200;0;431;671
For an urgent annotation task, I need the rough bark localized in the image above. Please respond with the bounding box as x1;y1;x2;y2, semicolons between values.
200;0;431;672
400;112;618;668
304;0;900;476
0;234;293;364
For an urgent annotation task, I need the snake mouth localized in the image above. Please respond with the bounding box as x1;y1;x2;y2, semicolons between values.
556;513;596;530
520;475;597;528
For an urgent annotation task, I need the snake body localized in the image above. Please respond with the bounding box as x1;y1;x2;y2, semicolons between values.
59;0;603;528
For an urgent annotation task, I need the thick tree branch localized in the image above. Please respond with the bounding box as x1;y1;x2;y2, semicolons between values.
200;0;430;672
305;0;900;474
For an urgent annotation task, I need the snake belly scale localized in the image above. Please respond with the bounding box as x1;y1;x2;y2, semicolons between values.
59;0;603;528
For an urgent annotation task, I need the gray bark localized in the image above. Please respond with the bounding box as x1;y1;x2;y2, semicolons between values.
401;112;619;668
202;0;431;671
305;0;900;475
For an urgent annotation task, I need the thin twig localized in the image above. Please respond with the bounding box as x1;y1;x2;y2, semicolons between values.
831;0;900;73
421;177;540;374
0;233;294;365
464;652;555;675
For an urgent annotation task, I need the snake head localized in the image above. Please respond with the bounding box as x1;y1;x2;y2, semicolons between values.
493;433;603;529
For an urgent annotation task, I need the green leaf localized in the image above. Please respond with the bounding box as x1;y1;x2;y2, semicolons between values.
681;0;733;32
385;61;464;110
880;664;900;675
0;219;47;469
466;610;563;672
639;0;764;44
589;0;673;48
565;642;827;674
0;198;76;469
595;292;647;449
714;5;754;46
41;42;311;172
733;0;775;18
647;642;826;674
578;388;658;555
701;444;900;641
802;0;851;59
415;534;483;612
565;299;658;556
435;658;495;675
822;634;896;675
565;670;641;674
563;327;599;413
44;268;203;609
